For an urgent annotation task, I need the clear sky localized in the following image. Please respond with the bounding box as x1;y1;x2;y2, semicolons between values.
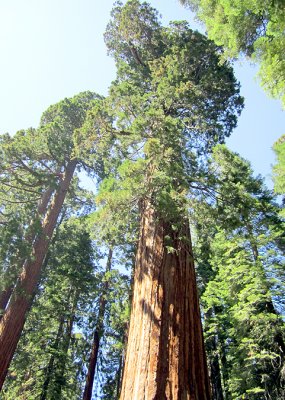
0;0;284;187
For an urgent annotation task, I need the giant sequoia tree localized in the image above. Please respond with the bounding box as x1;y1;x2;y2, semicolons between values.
4;2;285;399
97;1;244;398
0;91;101;388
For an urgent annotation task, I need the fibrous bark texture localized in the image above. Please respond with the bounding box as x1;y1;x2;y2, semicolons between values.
0;159;77;390
0;186;55;319
120;201;210;400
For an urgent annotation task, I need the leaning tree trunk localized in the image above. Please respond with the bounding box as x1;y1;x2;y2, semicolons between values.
0;288;13;320
0;186;55;319
83;247;113;400
120;200;210;400
0;159;77;390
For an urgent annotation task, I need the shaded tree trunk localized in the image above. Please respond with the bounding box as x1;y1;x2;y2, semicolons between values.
116;349;124;399
120;200;210;400
83;331;100;400
207;337;224;400
51;290;78;400
0;286;13;320
40;316;65;400
219;340;230;400
0;159;77;390
210;352;224;400
204;309;224;400
83;247;113;400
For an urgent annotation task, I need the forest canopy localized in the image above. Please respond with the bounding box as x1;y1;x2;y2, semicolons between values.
0;1;284;399
179;0;285;107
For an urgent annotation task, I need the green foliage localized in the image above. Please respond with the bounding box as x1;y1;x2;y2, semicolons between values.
1;219;98;399
104;0;163;69
180;0;285;107
192;146;285;399
98;268;130;399
3;2;285;399
202;231;285;399
99;0;243;233
0;129;56;208
39;91;102;165
273;134;285;201
88;158;144;246
0;91;101;322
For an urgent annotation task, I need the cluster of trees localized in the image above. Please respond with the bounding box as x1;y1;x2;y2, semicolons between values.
179;0;285;107
0;1;284;399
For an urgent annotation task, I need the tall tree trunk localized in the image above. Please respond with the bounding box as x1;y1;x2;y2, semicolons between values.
204;309;224;400
120;200;210;400
51;289;78;400
83;248;113;400
0;159;77;390
116;352;123;400
219;341;230;400
40;315;65;400
207;337;224;400
210;351;224;400
0;186;55;319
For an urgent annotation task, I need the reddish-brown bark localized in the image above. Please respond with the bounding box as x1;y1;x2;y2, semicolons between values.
83;331;100;400
0;186;55;319
120;201;210;400
0;287;13;320
0;159;77;390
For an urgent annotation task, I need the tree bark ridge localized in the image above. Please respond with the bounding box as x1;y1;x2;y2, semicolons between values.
120;200;210;400
0;159;77;390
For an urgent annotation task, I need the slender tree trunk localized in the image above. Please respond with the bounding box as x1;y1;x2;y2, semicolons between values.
51;290;78;400
0;186;55;319
0;159;77;390
204;309;224;400
208;338;224;400
120;200;210;400
83;332;100;400
219;342;229;400
117;271;135;400
210;352;224;400
83;248;113;400
116;352;123;399
40;316;65;400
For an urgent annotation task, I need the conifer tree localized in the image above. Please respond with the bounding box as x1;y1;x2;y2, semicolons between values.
99;1;243;397
193;146;285;399
0;91;101;389
179;0;285;107
1;218;97;399
273;134;285;203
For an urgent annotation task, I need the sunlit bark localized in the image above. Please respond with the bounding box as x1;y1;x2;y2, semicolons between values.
120;200;210;400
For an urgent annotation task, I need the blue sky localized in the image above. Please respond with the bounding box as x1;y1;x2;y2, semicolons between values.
0;0;284;187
